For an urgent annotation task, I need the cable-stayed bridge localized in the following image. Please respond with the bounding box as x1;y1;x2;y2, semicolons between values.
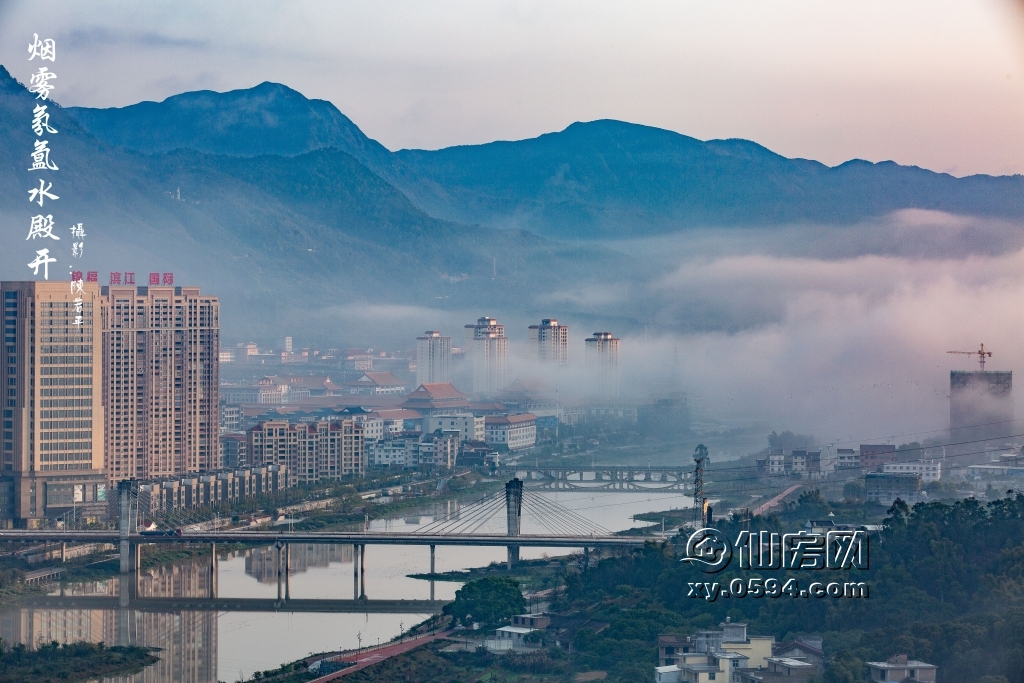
0;479;652;610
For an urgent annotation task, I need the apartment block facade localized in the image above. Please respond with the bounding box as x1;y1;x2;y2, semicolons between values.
465;317;508;395
247;419;365;482
416;331;451;385
585;332;620;397
529;319;569;365
485;414;538;451
1;281;108;527
101;285;219;482
423;413;485;442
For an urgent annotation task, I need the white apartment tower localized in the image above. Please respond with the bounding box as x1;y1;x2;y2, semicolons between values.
529;319;569;365
416;331;451;385
465;317;508;395
585;332;620;397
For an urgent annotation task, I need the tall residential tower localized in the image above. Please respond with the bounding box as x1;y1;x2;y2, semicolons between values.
102;284;220;481
465;317;507;395
529;319;569;365
416;331;451;385
1;281;108;527
585;332;620;397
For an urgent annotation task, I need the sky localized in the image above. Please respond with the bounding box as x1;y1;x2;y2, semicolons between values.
1;0;1023;176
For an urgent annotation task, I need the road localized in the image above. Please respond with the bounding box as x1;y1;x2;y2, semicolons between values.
752;484;803;516
311;630;454;681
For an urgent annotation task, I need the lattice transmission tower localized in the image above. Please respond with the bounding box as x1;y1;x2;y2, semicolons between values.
692;444;708;528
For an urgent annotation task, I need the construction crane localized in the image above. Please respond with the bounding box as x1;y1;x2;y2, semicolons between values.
947;343;993;371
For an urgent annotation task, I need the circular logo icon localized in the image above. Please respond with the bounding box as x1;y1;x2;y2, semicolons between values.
681;527;732;573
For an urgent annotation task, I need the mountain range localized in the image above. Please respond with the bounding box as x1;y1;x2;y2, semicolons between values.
67;80;1024;240
2;66;1022;343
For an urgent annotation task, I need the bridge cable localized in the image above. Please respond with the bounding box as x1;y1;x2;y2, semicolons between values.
522;491;611;536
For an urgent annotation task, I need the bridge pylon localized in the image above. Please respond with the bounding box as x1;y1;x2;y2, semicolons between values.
505;478;523;569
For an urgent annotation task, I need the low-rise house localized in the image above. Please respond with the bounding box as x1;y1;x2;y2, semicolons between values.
656;621;774;682
772;638;824;667
543;613;609;649
836;448;859;469
659;634;693;666
866;654;937;682
137;464;291;517
655;651;749;683
732;656;819;682
485;626;539;652
882;460;941;482
511;613;551;629
860;444;897;471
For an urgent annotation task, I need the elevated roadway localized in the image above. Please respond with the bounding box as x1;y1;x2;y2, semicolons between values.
18;594;448;614
0;530;649;549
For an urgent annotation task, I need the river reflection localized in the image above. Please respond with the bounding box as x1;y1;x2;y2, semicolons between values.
1;562;218;683
0;489;691;681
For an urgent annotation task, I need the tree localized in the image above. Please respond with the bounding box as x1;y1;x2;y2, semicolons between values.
797;489;830;518
443;577;526;627
843;480;865;503
886;498;910;525
824;651;867;683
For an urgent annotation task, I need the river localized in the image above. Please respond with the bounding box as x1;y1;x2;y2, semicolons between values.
0;489;690;682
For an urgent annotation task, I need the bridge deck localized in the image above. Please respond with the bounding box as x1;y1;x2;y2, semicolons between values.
0;530;650;548
17;595;447;614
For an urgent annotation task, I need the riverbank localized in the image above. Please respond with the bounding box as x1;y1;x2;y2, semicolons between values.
0;641;158;683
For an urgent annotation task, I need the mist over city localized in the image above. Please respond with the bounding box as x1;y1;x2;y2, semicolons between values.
1;2;1024;683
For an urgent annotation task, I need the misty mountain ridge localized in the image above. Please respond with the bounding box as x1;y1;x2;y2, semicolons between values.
66;80;1024;240
3;64;1022;348
0;65;635;343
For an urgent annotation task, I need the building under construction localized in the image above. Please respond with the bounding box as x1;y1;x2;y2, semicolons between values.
950;370;1013;445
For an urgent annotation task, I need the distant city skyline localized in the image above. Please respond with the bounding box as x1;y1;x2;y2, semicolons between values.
0;1;1021;176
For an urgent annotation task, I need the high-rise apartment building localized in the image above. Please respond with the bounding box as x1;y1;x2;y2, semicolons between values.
416;331;451;385
101;284;219;482
950;370;1013;443
247;419;365;483
1;281;108;527
585;332;620;397
465;317;508;395
528;319;569;365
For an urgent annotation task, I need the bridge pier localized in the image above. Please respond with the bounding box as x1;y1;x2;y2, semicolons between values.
359;544;366;600
275;542;283;601
210;543;218;599
429;544;435;601
285;543;291;601
118;481;131;574
352;544;359;599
